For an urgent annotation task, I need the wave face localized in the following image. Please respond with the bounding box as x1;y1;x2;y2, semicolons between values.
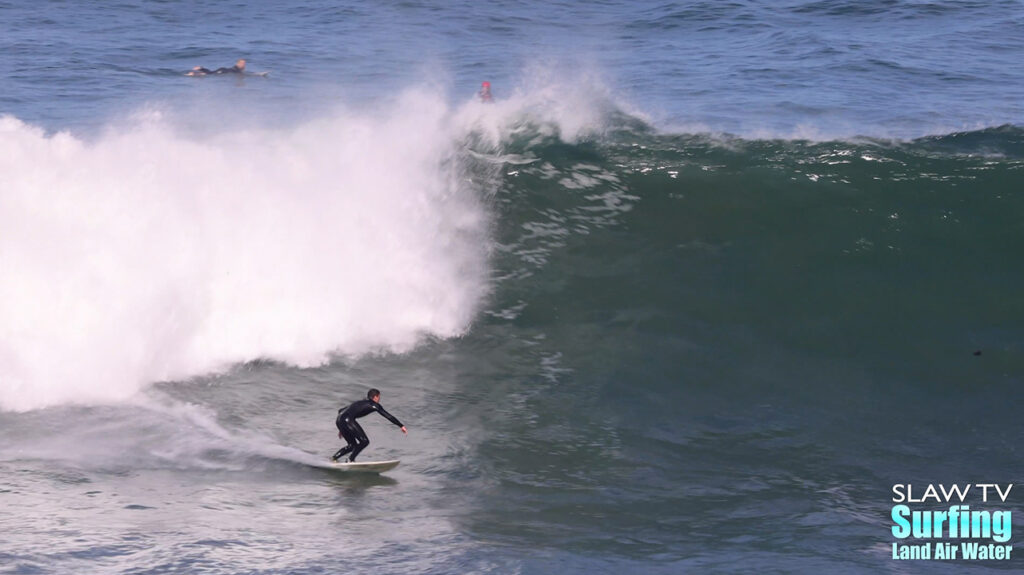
379;119;1022;570
0;93;492;411
484;120;1024;397
3;88;1023;414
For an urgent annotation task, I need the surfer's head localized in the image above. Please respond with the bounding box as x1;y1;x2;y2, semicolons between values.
235;59;246;70
367;388;381;402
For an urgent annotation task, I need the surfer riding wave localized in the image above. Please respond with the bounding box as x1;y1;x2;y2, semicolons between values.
332;388;407;462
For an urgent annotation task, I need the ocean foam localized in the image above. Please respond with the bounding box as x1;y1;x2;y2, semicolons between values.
0;92;491;411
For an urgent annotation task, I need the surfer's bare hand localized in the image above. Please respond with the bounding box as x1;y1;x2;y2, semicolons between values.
400;426;408;434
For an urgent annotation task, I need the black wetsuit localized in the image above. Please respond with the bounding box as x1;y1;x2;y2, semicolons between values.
332;399;404;462
191;65;243;75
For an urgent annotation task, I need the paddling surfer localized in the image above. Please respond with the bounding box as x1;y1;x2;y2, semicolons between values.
186;58;247;76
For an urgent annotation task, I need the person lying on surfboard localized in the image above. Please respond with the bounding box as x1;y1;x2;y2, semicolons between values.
186;58;248;76
332;388;407;462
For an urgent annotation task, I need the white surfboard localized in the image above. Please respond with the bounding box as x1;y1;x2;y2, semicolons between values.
327;459;400;473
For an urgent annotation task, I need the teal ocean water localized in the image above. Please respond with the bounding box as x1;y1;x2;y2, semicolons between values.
1;2;1022;573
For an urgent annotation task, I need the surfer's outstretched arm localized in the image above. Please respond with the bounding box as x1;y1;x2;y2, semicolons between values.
374;404;407;433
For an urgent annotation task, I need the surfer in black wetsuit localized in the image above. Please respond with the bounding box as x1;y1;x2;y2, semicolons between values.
186;58;247;76
332;388;407;462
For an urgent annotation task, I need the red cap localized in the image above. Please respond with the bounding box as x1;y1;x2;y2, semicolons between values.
482;81;491;87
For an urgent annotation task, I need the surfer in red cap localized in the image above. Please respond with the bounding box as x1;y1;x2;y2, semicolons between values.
479;81;493;103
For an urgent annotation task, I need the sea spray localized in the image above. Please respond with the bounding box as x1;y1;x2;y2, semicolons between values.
0;92;491;411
